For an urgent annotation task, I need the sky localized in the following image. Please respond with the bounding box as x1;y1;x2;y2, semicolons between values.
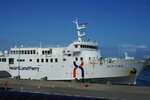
0;0;150;57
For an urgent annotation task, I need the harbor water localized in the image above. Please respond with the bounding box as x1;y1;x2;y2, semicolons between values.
136;65;150;86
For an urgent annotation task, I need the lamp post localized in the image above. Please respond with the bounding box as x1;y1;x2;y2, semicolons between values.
17;42;20;79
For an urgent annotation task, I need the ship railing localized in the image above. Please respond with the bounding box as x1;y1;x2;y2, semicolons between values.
41;45;67;48
12;45;67;48
99;57;122;64
73;40;98;44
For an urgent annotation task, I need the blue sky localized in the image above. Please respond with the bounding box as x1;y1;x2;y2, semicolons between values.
0;0;150;57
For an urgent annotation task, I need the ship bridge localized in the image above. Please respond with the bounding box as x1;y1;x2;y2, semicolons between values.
72;40;99;50
70;19;100;51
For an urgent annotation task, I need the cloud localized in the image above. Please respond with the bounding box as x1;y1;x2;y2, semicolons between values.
136;45;148;49
119;44;136;52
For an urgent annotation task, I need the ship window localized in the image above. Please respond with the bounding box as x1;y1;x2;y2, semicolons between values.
20;51;22;54
25;51;27;54
50;58;53;62
29;59;32;62
10;51;12;54
80;57;83;61
0;58;1;62
68;54;71;56
22;51;25;54
11;51;13;54
42;49;52;55
55;58;58;62
2;58;6;62
19;51;21;54
46;59;48;62
49;49;52;54
89;57;91;60
80;45;98;49
33;50;35;54
63;59;66;61
27;50;30;54
17;59;25;62
37;59;39;63
41;59;44;62
75;45;78;48
16;51;18;54
45;51;48;54
42;51;44;55
63;50;65;53
9;58;14;64
75;57;78;61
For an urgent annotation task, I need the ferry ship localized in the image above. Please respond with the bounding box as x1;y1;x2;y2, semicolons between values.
0;19;145;84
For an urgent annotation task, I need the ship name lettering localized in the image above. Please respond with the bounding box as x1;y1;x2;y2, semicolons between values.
107;65;123;68
9;66;40;71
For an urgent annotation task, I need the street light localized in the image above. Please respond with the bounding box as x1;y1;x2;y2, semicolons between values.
17;42;21;79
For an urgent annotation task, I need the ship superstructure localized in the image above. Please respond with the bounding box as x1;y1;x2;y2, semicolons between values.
0;19;145;84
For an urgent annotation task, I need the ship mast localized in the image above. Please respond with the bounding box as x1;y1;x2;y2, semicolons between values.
73;19;87;42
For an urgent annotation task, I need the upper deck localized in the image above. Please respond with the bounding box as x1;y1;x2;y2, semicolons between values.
0;19;100;57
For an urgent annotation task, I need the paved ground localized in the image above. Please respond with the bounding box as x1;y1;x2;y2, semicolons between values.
0;78;150;100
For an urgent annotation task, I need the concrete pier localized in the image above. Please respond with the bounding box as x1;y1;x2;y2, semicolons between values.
0;78;150;100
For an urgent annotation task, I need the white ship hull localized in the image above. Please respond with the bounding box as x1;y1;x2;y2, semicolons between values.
0;55;145;85
0;19;145;85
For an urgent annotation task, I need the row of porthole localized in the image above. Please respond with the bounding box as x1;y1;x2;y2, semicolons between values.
37;58;58;63
75;57;83;61
0;58;6;62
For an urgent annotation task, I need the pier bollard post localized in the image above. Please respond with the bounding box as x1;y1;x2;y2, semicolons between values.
106;80;112;86
21;86;23;91
68;83;71;88
38;85;41;89
52;85;55;88
80;83;84;88
4;81;9;90
85;82;89;87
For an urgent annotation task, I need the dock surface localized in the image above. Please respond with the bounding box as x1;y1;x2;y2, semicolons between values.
0;78;150;100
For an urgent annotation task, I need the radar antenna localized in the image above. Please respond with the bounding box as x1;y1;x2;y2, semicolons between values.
73;19;87;42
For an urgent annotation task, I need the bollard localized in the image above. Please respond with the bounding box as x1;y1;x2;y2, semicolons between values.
85;82;89;87
3;81;9;90
21;86;23;91
68;84;71;88
80;82;89;88
80;83;84;88
38;85;41;89
52;85;55;88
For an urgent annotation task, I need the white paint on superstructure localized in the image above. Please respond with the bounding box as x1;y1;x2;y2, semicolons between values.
0;19;145;84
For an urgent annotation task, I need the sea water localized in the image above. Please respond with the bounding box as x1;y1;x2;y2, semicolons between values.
136;65;150;86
